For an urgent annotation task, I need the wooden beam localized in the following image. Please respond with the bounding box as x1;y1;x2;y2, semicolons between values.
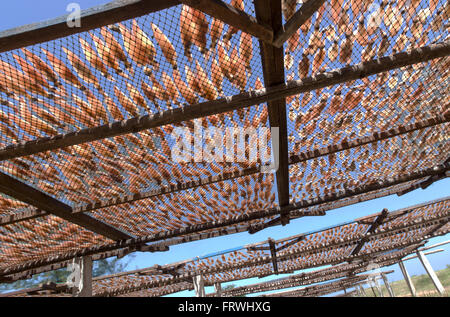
0;171;133;240
0;41;448;161
350;208;389;257
255;0;290;224
272;0;326;47
419;239;450;252
180;0;273;43
275;236;305;252
3;112;447;227
416;250;445;294
0;0;179;53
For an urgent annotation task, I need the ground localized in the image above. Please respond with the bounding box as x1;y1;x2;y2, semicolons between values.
358;266;450;297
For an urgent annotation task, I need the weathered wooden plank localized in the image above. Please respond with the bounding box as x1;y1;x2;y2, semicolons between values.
180;0;273;42
3;112;447;225
0;209;47;226
0;0;179;53
350;208;389;257
255;0;290;223
73;166;261;213
0;41;448;161
0;171;133;240
272;0;326;47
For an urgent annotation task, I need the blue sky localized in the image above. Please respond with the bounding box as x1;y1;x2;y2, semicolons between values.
0;1;448;297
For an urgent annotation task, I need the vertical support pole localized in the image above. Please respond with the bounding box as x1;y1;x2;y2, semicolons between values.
68;256;92;297
370;281;378;297
193;275;205;297
214;282;222;297
416;250;445;295
374;277;383;297
381;273;395;297
398;260;417;297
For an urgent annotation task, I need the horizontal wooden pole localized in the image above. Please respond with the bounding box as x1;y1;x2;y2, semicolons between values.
272;0;326;47
181;0;273;43
0;41;448;162
0;171;133;240
0;0;179;53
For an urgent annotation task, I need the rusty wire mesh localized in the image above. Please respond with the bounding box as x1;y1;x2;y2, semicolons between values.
0;0;448;285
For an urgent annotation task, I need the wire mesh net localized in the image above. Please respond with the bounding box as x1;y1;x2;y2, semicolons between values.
0;0;448;285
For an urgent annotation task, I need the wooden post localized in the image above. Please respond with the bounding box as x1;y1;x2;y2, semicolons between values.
398;260;417;297
416;251;445;295
193;275;205;297
69;256;92;297
374;277;383;297
214;282;222;297
381;273;395;297
369;280;378;297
